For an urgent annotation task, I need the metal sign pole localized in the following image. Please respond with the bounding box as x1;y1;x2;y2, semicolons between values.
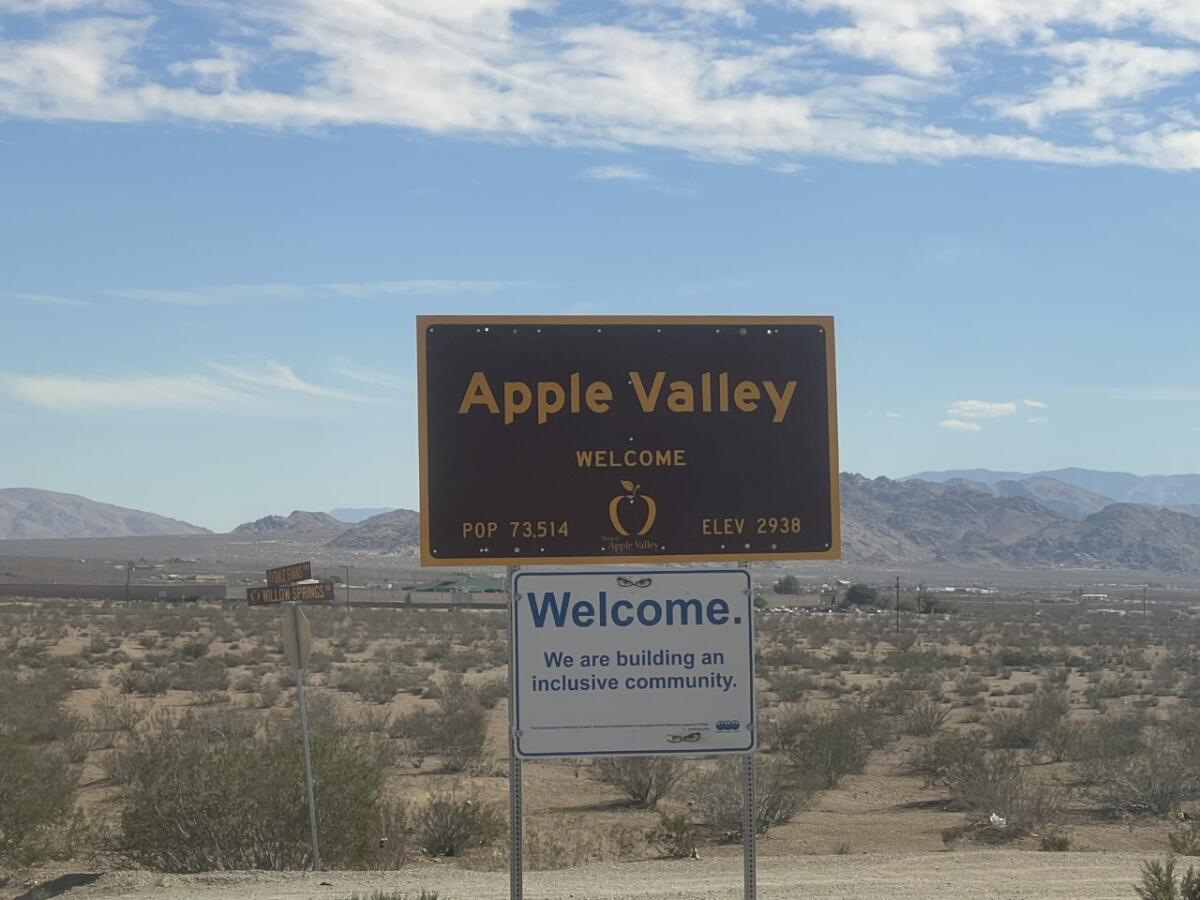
506;565;523;900
741;561;757;900
291;602;322;871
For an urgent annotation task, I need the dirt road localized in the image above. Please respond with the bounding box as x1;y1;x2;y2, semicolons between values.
12;851;1155;900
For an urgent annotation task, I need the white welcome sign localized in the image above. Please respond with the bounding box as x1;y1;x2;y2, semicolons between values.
511;568;756;758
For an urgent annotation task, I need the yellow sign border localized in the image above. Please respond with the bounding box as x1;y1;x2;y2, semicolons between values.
416;314;840;566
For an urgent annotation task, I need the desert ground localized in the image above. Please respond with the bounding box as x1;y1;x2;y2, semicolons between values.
5;542;1200;900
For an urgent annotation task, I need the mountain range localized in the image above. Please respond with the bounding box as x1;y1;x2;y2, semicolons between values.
5;471;1200;572
909;467;1200;512
0;488;209;540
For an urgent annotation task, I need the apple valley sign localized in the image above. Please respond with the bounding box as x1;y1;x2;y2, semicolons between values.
417;315;840;566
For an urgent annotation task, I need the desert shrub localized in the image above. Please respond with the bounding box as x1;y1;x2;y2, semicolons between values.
180;639;210;659
0;669;79;744
390;677;488;773
1037;720;1082;763
117;667;173;697
1040;830;1071;851
474;676;508;710
990;690;1069;750
1170;821;1200;856
414;793;503;857
0;733;76;866
1095;736;1199;816
594;757;686;809
944;749;1063;837
646;811;699;859
1135;858;1200;900
691;755;815;841
904;697;949;737
768;671;817;702
777;707;877;788
909;731;989;783
116;711;401;871
172;657;230;693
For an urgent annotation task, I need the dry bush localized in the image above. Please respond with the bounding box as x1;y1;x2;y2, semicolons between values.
774;706;879;788
116;709;401;871
1135;858;1200;900
593;757;687;809
1093;736;1200;817
0;733;76;866
415;793;503;857
390;675;488;773
690;755;815;841
645;811;699;859
942;747;1064;837
903;697;950;737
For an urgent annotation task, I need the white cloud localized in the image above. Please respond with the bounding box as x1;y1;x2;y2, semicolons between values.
997;40;1200;129
331;359;412;392
212;361;365;403
7;291;88;306
946;400;1018;419
1028;416;1050;425
583;165;651;181
884;411;902;418
0;1;1199;168
1023;398;1048;409
107;279;540;306
1;359;370;411
940;419;982;432
0;372;248;411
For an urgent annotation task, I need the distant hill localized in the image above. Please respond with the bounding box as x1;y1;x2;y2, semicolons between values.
328;507;396;523
945;475;1113;520
231;510;342;534
0;488;209;540
909;467;1200;508
326;509;420;553
844;474;1200;572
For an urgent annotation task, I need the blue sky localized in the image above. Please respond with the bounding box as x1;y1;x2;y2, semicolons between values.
2;0;1199;531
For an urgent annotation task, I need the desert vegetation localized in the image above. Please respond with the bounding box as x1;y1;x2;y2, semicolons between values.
4;584;1200;882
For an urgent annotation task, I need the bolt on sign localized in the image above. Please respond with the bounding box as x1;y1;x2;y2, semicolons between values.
510;568;755;757
417;315;839;565
247;582;335;606
266;561;312;587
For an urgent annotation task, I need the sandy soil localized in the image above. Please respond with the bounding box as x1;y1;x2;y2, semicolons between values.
9;852;1154;900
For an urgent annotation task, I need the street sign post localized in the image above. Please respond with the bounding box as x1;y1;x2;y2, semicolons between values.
267;561;312;587
248;582;336;606
281;603;320;871
417;316;838;566
510;568;754;758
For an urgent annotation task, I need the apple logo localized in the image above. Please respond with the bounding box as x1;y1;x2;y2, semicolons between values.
609;480;658;536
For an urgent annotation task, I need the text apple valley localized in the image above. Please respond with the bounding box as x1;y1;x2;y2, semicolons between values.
457;370;798;425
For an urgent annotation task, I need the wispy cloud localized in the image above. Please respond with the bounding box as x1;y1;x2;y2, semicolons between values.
1023;399;1049;409
1028;416;1050;425
946;400;1018;419
884;411;902;418
7;291;89;307
940;419;982;432
583;165;651;181
212;361;365;403
331;359;412;393
107;279;544;306
1;2;1199;169
1;360;369;412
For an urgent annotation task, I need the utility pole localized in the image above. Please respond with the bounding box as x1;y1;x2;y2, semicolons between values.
895;576;901;634
341;565;353;607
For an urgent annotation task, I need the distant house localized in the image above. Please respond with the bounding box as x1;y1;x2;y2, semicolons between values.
1081;593;1109;602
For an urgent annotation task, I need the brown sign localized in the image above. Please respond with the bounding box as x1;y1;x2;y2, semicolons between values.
266;561;312;586
247;582;335;606
417;315;840;566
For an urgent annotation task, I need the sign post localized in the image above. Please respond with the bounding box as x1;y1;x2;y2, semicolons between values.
281;603;320;871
